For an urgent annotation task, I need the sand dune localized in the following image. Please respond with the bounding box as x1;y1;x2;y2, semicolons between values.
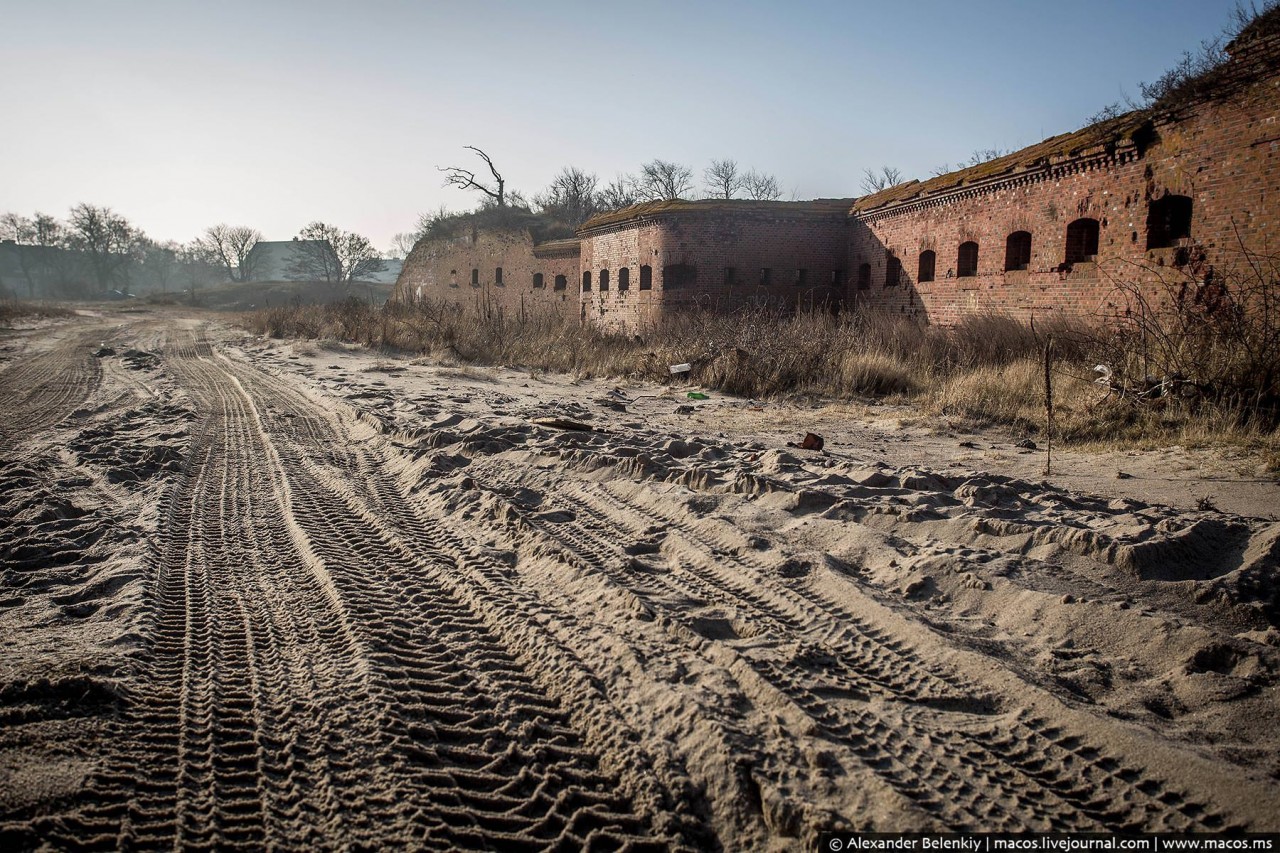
1;309;1277;850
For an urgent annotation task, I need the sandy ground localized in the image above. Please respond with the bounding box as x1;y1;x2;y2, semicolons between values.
1;306;1278;850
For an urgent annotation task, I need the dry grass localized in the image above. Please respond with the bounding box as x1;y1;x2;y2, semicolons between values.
0;299;76;325
239;296;1280;455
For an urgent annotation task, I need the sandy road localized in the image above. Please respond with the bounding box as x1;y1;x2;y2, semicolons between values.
1;311;1278;850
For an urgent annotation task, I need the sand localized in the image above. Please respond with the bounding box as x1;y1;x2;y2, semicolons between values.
0;306;1277;850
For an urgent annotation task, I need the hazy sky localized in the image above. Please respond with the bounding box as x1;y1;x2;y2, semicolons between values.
1;0;1250;253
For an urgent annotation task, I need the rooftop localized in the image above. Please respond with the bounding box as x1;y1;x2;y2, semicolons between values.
851;111;1152;216
579;198;855;233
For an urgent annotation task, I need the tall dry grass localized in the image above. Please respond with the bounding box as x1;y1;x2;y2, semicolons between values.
0;299;76;325
240;294;1280;454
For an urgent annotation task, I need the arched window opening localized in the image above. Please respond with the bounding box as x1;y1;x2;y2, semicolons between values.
471;268;479;286
599;269;610;291
857;263;871;290
917;250;936;283
554;274;567;291
495;267;503;285
582;271;592;291
1004;231;1032;271
533;272;544;289
957;242;979;277
639;265;652;290
1065;218;1100;263
618;267;630;290
884;256;902;287
1146;195;1193;249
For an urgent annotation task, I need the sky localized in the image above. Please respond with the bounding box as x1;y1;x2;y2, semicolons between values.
0;0;1254;254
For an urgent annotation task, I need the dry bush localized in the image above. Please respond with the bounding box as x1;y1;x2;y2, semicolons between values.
1093;245;1280;430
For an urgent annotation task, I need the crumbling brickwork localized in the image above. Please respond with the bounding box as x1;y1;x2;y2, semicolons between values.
392;228;579;319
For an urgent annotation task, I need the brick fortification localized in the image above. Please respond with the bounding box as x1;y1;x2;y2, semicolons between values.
392;222;579;319
850;24;1280;325
393;13;1279;333
577;200;851;332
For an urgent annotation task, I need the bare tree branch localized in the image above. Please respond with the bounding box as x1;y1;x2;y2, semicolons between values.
288;221;386;285
636;160;694;201
704;159;744;199
598;174;639;211
438;145;506;207
860;166;905;195
742;169;782;201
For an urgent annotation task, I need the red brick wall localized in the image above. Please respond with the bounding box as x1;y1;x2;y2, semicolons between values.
850;72;1280;325
581;211;848;333
392;228;579;319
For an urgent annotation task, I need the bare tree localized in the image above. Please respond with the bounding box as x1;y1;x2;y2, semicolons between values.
177;240;221;303
860;166;905;195
704;159;745;199
598;174;639;212
140;239;181;294
439;146;505;207
966;148;1011;166
929;163;953;178
288;222;386;284
0;213;39;297
199;223;262;282
742;169;782;201
388;232;419;257
535;166;600;226
636;159;694;201
66;204;143;293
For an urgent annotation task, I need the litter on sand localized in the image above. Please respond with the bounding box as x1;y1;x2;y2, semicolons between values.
785;432;825;451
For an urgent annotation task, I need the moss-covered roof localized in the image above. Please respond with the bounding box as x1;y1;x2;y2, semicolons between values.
854;5;1280;219
531;237;580;257
421;206;576;245
578;198;854;233
852;111;1154;216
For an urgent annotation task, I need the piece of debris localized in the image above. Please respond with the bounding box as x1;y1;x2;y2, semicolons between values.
669;362;692;374
1116;471;1133;479
958;440;978;449
687;392;709;400
1015;438;1037;450
675;404;695;415
786;432;825;451
531;417;596;432
93;346;116;358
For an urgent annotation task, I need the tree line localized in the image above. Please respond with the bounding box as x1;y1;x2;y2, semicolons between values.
404;150;787;247
0;206;385;301
403;147;930;254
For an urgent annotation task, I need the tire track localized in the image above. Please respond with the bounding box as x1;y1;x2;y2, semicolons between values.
53;331;413;850
0;328;102;452
67;333;679;850
235;363;683;849
450;452;1234;832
